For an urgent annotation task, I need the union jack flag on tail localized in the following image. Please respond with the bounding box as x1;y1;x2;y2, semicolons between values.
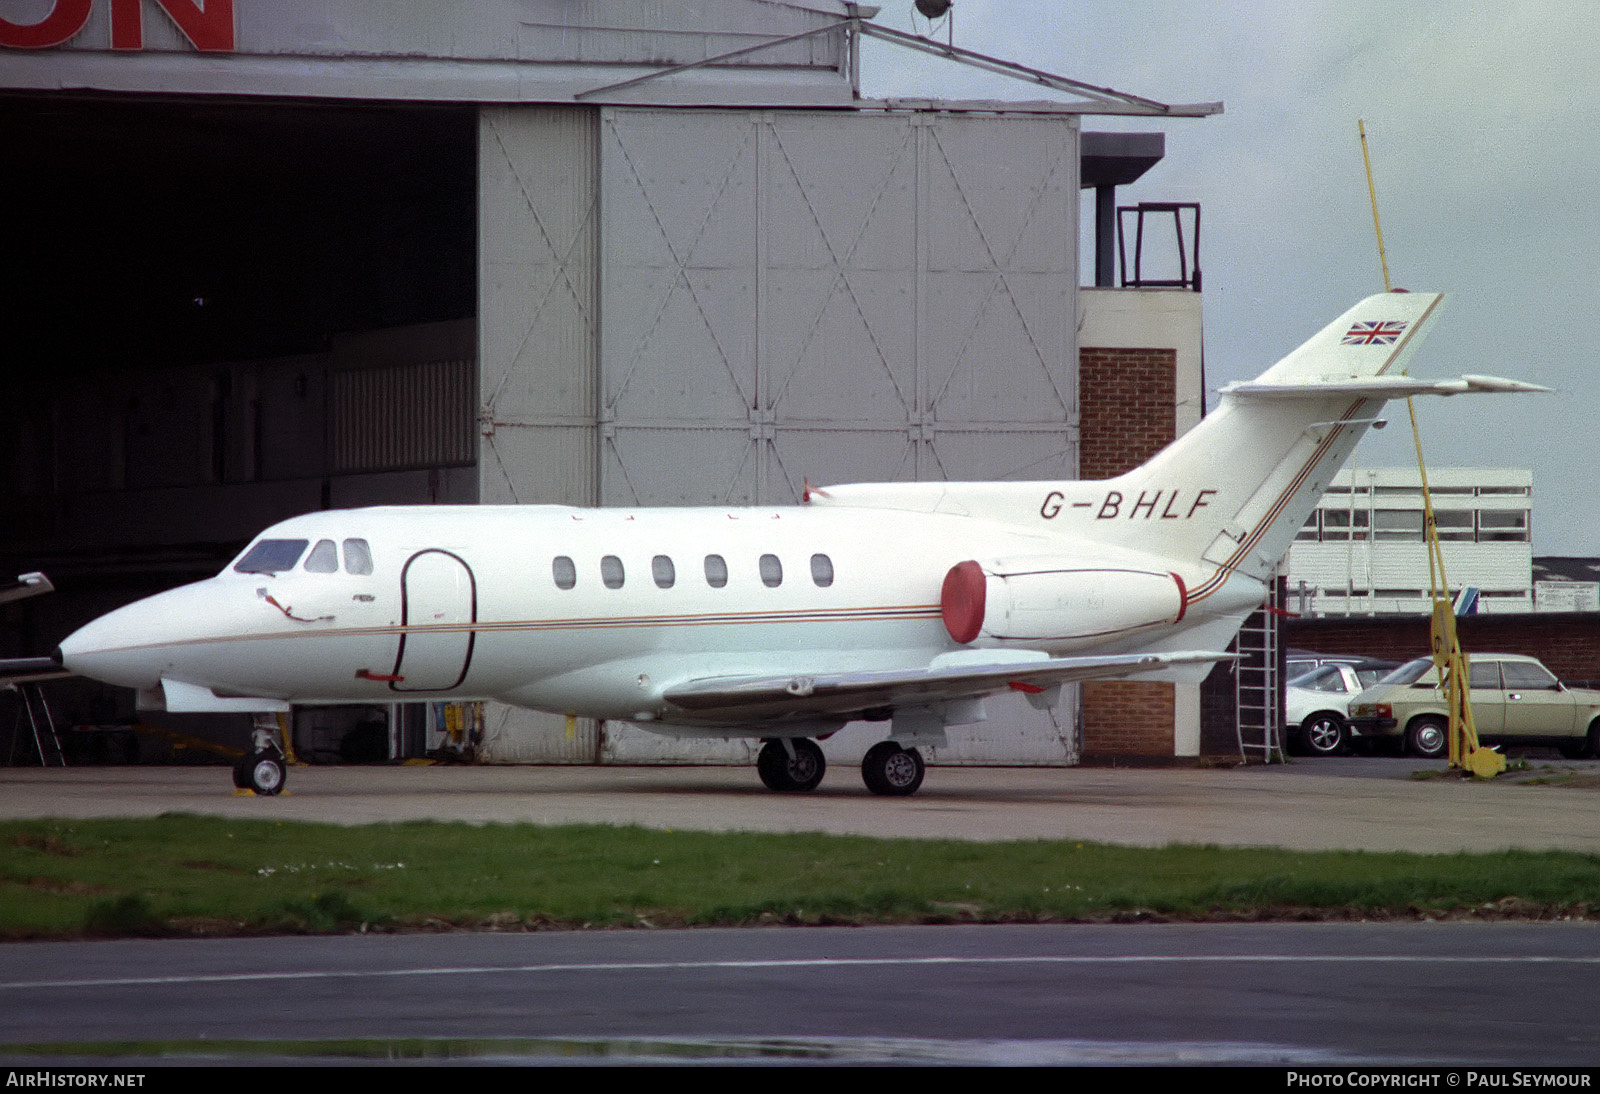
1342;319;1407;345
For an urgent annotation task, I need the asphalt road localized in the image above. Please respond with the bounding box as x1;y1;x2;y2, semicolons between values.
3;755;1600;852
2;922;1597;1066
3;757;1598;1067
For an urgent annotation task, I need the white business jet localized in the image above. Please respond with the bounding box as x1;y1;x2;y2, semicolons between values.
37;292;1545;795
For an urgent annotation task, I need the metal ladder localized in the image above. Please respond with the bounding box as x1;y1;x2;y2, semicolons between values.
8;683;65;766
1234;580;1285;763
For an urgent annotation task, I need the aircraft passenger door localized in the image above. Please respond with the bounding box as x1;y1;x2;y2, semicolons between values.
391;549;476;692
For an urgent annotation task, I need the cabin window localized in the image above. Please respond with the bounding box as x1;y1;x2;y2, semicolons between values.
810;553;834;587
552;556;577;590
233;539;309;574
304;539;339;573
759;554;783;588
652;555;676;589
342;538;373;575
704;554;728;588
601;555;625;589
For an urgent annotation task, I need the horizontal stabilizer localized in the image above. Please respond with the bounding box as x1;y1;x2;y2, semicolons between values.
664;650;1233;722
1221;373;1550;399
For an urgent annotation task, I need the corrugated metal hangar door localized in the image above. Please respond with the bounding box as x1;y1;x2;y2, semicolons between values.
479;104;1083;765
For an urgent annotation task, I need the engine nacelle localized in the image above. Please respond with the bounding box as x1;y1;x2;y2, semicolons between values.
941;557;1187;649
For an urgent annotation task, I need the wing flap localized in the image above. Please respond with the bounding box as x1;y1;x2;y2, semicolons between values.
662;650;1232;722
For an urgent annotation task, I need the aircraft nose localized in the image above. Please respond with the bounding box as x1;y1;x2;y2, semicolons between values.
59;589;191;690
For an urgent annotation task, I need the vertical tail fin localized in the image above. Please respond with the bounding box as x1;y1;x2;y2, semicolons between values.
1091;291;1447;578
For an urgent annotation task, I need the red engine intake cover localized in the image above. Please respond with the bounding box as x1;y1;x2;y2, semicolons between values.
940;560;986;645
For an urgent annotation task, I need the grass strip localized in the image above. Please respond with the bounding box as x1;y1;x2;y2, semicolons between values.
2;815;1598;939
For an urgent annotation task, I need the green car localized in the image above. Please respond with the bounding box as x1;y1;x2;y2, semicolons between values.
1346;654;1600;759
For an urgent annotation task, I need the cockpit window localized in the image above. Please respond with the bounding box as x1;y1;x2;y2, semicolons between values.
343;539;374;575
304;539;339;573
233;539;309;574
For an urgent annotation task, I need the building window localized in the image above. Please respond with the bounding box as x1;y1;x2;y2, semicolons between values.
1320;510;1369;541
601;555;625;589
1432;511;1474;541
552;556;577;590
1478;511;1529;542
1373;510;1423;541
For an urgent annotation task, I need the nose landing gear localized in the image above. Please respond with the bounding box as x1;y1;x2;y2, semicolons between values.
234;713;288;796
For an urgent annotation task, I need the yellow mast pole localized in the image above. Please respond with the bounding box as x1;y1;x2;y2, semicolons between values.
1358;120;1501;777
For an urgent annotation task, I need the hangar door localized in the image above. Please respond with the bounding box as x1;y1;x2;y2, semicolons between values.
598;107;1080;506
478;104;1083;764
599;107;1081;765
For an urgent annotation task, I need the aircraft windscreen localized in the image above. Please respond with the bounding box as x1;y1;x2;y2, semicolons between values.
233;539;310;574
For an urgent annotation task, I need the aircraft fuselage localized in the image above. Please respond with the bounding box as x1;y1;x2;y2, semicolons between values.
59;503;1254;727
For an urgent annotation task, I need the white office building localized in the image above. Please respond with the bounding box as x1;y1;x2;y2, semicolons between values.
1287;468;1533;616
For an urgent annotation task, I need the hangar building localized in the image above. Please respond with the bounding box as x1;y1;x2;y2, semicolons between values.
0;1;1225;767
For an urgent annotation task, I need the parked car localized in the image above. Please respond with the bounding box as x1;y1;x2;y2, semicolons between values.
1284;660;1399;756
1285;649;1381;681
1346;654;1600;759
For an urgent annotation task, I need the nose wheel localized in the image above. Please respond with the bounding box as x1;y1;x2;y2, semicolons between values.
233;751;286;796
756;738;826;792
861;741;925;796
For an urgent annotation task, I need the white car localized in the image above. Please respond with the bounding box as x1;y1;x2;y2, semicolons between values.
1285;661;1398;756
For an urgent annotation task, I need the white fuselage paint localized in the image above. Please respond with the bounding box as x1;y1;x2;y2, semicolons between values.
58;503;1264;728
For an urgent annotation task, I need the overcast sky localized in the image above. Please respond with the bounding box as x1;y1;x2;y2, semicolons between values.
858;1;1598;554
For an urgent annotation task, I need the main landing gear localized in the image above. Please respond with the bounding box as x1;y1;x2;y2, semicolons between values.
757;737;826;792
860;741;925;796
755;737;927;796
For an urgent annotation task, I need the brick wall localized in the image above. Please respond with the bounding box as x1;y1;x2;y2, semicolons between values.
1078;346;1179;755
1078;347;1177;478
1082;680;1175;755
1287;615;1600;684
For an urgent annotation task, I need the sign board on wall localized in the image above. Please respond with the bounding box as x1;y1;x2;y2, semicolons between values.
0;0;234;51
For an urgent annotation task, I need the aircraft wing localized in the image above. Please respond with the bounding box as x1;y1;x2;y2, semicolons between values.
0;572;52;607
0;657;72;686
662;650;1231;722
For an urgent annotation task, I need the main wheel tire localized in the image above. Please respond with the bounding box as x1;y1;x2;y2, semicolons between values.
1405;716;1448;760
861;741;925;796
247;753;286;796
1300;713;1347;757
232;758;251;789
756;738;825;792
